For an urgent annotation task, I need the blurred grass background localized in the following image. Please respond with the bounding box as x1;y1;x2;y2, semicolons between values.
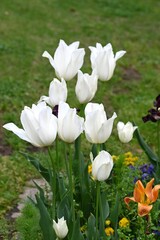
0;0;159;233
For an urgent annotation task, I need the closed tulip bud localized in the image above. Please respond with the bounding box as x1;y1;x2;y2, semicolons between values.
89;43;126;81
117;121;138;143
3;102;57;147
92;150;113;181
39;78;67;107
53;217;68;239
42;39;85;81
84;103;117;144
75;70;98;104
58;101;84;143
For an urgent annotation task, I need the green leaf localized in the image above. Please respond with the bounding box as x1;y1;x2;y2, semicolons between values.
110;192;120;239
21;152;51;183
100;192;109;223
71;216;84;240
87;214;98;240
35;194;55;240
134;127;159;163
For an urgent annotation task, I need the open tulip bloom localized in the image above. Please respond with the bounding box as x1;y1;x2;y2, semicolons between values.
42;39;85;81
89;43;126;81
39;78;67;107
84;102;117;143
124;178;160;217
3;102;57;147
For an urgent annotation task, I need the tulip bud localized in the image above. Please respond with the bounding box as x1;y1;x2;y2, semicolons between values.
75;70;98;104
3;102;57;147
117;121;138;143
92;150;113;181
84;103;117;144
53;217;68;239
39;78;67;107
58;101;84;143
42;39;85;81
89;43;126;81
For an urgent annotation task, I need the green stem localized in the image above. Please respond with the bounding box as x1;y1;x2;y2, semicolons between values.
96;181;100;236
48;147;56;220
56;138;59;171
68;143;75;222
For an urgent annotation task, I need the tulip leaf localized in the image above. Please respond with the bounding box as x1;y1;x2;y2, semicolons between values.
21;152;51;183
87;214;98;240
110;192;120;239
134;127;159;163
70;216;84;240
35;194;56;240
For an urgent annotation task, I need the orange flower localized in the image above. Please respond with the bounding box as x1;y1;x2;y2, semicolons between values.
124;178;160;217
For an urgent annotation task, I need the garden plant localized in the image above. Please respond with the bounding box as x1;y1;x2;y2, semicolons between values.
3;39;160;240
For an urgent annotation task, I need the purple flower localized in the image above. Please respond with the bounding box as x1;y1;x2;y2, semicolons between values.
142;94;160;123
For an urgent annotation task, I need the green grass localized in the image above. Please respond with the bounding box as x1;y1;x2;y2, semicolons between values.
0;0;160;234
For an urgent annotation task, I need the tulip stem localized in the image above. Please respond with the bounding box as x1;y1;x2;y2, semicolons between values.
48;147;56;220
68;143;75;222
96;181;100;236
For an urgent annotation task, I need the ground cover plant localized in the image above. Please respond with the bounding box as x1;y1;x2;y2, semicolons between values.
0;0;160;238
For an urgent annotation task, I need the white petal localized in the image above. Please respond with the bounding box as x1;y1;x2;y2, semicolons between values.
3;123;30;142
115;50;126;61
42;51;55;68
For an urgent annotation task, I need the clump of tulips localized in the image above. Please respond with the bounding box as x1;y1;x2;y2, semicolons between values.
3;40;160;239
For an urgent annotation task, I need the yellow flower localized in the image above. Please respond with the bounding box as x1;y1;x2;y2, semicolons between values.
119;217;129;228
105;227;114;236
105;220;111;226
112;155;118;161
88;164;92;174
124;152;133;158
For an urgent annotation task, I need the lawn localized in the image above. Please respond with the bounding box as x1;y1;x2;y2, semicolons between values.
0;0;160;238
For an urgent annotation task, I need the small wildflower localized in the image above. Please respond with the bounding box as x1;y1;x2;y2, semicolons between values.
105;220;111;226
88;164;92;174
105;227;114;236
119;217;130;228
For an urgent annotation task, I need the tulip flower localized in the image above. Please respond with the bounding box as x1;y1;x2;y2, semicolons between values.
42;39;85;81
84;103;117;144
89;43;126;81
57;101;84;143
75;70;98;104
53;217;68;239
117;121;137;143
91;150;113;181
3;102;57;147
124;178;160;217
39;78;67;107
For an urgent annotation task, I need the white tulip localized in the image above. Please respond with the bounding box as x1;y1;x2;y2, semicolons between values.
75;70;98;104
117;121;138;143
92;150;113;181
89;43;126;81
42;39;85;81
3;102;57;147
58;101;84;143
84;103;117;144
39;78;67;107
53;217;68;239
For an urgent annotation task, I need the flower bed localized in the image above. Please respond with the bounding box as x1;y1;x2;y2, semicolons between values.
3;40;160;239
